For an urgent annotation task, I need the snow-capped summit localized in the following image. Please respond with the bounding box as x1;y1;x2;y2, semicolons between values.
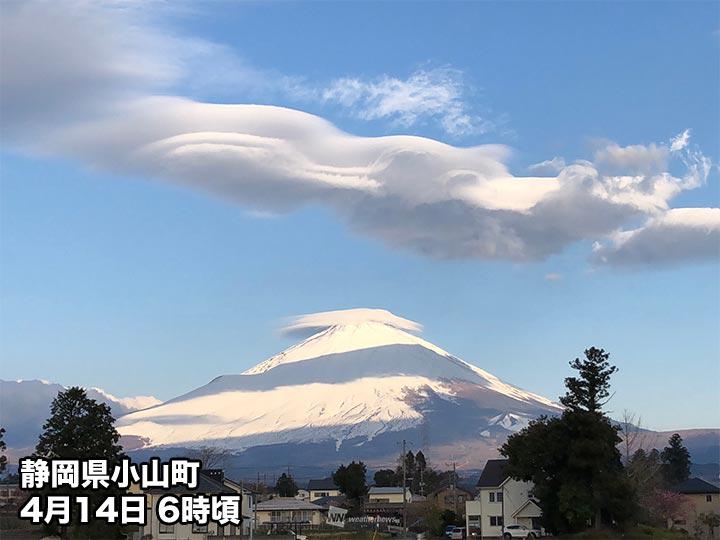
243;308;447;375
116;309;560;464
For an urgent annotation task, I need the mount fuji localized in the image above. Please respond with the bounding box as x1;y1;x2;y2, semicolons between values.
116;309;563;468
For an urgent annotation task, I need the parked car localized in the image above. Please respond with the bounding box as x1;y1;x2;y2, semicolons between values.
446;526;465;539
502;524;542;538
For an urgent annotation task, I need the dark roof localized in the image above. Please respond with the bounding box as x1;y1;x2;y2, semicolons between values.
311;495;348;509
428;483;474;497
673;477;720;494
307;477;338;491
256;498;323;511
147;470;229;494
476;459;509;488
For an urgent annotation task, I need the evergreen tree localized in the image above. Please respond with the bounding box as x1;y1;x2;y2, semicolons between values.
35;387;126;538
333;461;368;502
501;347;635;534
661;433;691;486
560;347;618;414
275;472;298;497
373;469;397;487
36;387;124;461
415;451;427;474
0;427;7;474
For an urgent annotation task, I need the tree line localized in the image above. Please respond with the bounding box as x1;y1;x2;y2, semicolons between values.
501;347;716;536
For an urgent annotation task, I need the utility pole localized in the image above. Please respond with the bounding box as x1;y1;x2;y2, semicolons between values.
452;460;457;516
446;458;458;516
402;439;407;536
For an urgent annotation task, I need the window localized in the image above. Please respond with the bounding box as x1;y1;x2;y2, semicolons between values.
707;495;713;502
293;510;311;522
271;510;293;522
489;492;494;502
468;515;481;526
159;523;174;534
490;516;504;527
496;491;503;502
192;523;209;533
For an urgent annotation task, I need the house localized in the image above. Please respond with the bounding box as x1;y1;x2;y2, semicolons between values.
365;487;412;524
203;470;255;536
129;470;246;540
254;497;325;528
0;482;23;508
429;483;473;516
295;488;310;501
368;486;413;504
307;477;340;501
670;477;720;536
465;459;541;539
311;494;348;510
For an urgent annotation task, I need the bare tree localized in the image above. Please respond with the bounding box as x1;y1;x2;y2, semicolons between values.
191;445;232;469
620;409;645;465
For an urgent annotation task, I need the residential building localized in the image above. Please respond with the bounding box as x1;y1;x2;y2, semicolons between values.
254;497;325;527
429;483;473;516
311;494;348;510
206;471;255;536
671;477;720;536
130;470;246;540
0;483;23;508
307;477;340;501
465;459;541;539
368;486;413;504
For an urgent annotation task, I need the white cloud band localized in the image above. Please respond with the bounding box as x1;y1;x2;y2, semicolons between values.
1;1;716;267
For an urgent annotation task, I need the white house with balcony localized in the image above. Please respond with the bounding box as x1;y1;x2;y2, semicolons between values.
254;497;325;527
465;459;542;538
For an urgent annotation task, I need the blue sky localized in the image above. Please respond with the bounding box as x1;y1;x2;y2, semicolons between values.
1;1;718;430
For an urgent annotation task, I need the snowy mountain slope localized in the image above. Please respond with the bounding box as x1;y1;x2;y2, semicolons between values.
0;379;160;457
116;309;561;457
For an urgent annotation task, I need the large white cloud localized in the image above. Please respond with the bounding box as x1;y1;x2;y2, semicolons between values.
1;1;716;266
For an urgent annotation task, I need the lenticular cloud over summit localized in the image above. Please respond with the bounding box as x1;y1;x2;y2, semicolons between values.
282;308;423;336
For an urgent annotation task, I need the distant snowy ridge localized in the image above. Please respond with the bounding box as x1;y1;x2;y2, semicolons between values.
88;387;162;412
0;379;161;455
117;308;560;452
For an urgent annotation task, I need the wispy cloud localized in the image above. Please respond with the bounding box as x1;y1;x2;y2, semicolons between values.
544;273;564;281
528;157;566;176
320;67;493;137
